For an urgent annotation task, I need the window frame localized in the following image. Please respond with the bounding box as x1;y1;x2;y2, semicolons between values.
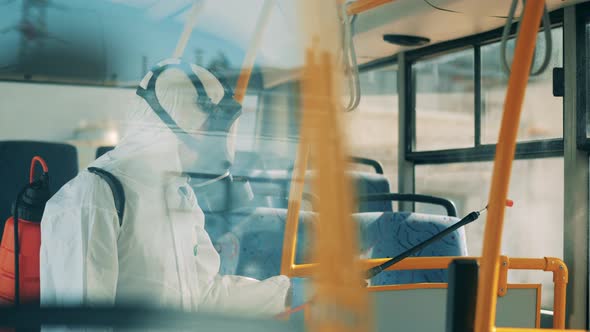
575;3;590;150
402;9;565;164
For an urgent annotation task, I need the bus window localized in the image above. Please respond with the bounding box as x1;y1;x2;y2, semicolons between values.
234;95;259;153
344;66;398;189
415;157;564;309
481;28;563;144
413;48;475;151
0;81;132;168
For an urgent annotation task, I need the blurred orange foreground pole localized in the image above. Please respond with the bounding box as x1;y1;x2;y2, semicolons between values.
474;1;545;331
298;1;370;332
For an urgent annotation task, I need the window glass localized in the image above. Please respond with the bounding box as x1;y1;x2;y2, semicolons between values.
0;81;133;168
234;95;258;152
0;1;274;169
255;83;300;169
344;66;398;189
415;157;564;309
481;28;563;143
414;48;475;151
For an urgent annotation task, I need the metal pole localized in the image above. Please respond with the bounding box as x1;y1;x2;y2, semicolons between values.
474;1;545;331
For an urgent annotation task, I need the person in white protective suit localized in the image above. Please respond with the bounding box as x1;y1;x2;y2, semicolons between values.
40;59;292;316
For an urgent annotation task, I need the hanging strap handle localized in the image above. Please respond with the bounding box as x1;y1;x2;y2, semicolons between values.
88;167;125;227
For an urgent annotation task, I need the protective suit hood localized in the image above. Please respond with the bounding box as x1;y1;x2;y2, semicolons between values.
98;58;241;182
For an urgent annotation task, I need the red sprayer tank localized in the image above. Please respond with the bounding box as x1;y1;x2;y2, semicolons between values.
0;156;50;305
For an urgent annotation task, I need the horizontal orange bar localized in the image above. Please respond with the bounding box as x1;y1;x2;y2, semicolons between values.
495;329;587;332
507;258;546;270
346;0;395;15
288;256;554;276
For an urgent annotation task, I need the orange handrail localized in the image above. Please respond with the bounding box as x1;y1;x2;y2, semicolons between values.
284;256;567;329
279;84;311;276
495;329;586;332
346;0;396;15
233;0;275;103
474;1;546;331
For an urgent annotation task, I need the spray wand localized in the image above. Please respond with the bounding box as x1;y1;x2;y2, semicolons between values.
365;199;514;279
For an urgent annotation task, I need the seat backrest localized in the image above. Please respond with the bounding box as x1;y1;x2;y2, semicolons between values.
214;208;314;280
356;212;468;285
348;171;392;212
95;146;115;159
213;208;467;284
0;141;78;236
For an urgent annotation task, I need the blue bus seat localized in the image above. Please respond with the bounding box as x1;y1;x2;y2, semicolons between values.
213;209;467;284
0;140;78;237
356;212;468;285
214;208;315;280
348;171;392;212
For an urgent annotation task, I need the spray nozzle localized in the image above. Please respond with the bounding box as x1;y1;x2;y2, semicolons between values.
478;199;514;214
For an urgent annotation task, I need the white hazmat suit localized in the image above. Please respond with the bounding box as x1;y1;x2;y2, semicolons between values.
40;59;291;316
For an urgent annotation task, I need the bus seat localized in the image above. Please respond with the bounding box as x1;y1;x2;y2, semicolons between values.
0;141;78;237
213;209;466;284
348;171;392;212
214;208;315;280
96;146;114;159
356;212;468;285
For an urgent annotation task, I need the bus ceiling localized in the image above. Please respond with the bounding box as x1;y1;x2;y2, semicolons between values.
350;0;586;65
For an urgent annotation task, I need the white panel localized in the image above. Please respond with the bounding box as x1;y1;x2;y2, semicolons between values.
370;287;538;331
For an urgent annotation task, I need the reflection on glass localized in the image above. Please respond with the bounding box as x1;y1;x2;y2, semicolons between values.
481;28;563;143
415;157;564;308
344;67;398;192
414;48;475;151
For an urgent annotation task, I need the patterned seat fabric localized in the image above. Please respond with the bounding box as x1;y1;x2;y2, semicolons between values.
212;209;467;284
356;212;467;285
214;208;315;280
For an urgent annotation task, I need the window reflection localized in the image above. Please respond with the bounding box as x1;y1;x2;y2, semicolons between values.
415;157;564;309
414;49;475;151
481;28;563;143
344;67;398;190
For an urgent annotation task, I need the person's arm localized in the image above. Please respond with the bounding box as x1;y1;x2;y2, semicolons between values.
199;274;291;316
40;175;120;306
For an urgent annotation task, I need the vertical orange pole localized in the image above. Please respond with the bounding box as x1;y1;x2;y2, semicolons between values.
554;280;567;329
474;1;545;332
280;104;311;276
295;1;370;331
233;0;275;103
